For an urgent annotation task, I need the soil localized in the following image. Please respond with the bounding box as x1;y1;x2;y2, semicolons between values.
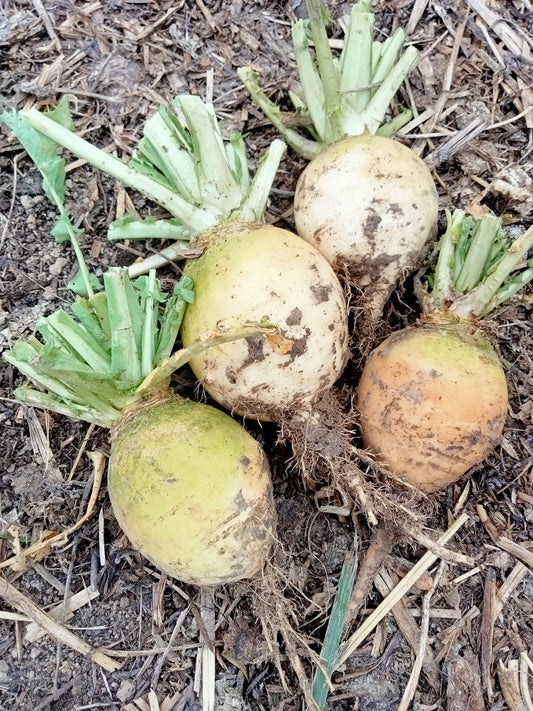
0;1;532;710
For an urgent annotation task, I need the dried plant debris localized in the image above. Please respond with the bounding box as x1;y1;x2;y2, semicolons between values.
0;0;532;710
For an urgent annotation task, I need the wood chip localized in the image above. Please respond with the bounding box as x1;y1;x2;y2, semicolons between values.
498;658;528;711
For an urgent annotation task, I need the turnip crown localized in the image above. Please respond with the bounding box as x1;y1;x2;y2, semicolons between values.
238;0;419;160
415;209;533;319
3;269;195;427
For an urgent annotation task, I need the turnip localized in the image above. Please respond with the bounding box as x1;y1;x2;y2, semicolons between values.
357;209;533;492
20;95;350;421
238;0;439;318
4;267;279;585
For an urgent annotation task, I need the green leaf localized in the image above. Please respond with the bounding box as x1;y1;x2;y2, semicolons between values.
44;95;75;131
67;269;104;297
1;109;67;205
155;276;195;364
51;213;84;243
1;104;94;297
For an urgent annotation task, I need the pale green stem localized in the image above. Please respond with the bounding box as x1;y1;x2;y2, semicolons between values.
141;270;157;377
454;215;501;293
361;45;419;134
45;310;111;375
3;347;87;405
22;109;216;233
226;133;250;190
451;225;533;317
137;322;279;394
340;2;374;113
371;29;407;88
238;139;287;221
177;96;243;212
304;0;344;143
429;209;466;306
13;386;121;428
493;262;533;307
108;217;190;242
104;270;143;382
138;110;199;201
292;19;327;140
375;108;413;138
237;68;321;160
127;241;199;278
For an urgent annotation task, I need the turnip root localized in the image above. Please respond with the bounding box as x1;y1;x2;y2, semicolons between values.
357;209;533;492
110;395;275;585
293;135;438;316
357;324;508;492
4;267;279;585
21;96;350;421
180;223;348;420
238;0;438;318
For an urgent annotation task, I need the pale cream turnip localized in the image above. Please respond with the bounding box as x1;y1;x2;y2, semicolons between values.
180;223;349;420
294;135;438;316
239;0;439;318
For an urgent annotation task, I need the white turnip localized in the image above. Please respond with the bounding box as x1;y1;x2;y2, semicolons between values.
239;0;439;318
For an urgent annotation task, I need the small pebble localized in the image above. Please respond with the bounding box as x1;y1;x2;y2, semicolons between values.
49;257;68;276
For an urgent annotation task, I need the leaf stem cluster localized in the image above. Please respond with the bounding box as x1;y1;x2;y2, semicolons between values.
238;0;419;159
416;209;533;318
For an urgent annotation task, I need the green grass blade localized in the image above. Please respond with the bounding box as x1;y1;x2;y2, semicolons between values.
312;555;357;709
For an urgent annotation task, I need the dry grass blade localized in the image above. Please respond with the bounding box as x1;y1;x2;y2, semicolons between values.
0;575;121;671
374;567;440;691
335;513;469;669
396;561;444;710
24;586;100;643
199;587;216;711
